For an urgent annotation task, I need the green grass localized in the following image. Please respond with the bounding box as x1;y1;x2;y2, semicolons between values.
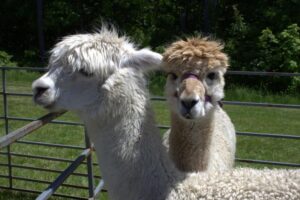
0;70;300;199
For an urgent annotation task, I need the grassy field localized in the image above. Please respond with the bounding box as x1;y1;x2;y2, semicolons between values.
0;70;299;199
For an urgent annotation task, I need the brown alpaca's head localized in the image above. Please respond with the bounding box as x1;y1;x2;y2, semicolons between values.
163;37;229;120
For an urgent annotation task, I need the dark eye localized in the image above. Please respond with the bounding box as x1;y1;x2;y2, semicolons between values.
79;69;93;77
168;73;178;80
207;72;216;80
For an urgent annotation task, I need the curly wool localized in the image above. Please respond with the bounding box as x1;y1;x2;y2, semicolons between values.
162;37;229;74
171;168;300;200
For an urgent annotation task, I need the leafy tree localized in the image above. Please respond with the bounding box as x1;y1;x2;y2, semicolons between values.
256;24;300;92
0;0;299;91
0;51;17;67
257;24;300;72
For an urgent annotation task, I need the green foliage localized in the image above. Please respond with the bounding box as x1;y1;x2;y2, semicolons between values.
255;24;300;92
223;5;250;69
0;51;17;67
257;24;300;72
19;50;40;67
229;5;249;38
148;72;167;96
0;1;299;91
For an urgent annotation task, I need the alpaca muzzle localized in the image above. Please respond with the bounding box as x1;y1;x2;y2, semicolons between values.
181;72;214;105
181;72;200;81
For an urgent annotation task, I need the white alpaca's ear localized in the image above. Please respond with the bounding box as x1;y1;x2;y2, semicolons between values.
120;49;162;72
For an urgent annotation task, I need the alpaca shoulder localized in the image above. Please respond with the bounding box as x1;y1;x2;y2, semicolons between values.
170;168;300;200
212;107;236;146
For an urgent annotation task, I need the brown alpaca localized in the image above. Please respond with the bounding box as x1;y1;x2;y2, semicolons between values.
162;37;236;172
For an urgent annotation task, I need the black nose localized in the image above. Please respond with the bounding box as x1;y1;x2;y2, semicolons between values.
34;86;49;98
181;99;198;111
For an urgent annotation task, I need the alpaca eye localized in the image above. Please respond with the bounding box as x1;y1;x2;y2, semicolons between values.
207;72;217;80
168;73;178;80
79;69;93;77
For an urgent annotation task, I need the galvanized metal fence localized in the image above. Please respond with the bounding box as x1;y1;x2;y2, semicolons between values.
0;67;105;199
154;70;300;168
0;66;299;199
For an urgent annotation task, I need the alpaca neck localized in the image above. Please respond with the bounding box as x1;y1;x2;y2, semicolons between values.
83;72;181;200
169;109;215;172
85;108;180;200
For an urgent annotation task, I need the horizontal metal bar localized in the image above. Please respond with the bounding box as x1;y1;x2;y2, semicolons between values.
157;125;169;130
0;186;87;200
151;96;166;101
0;112;66;149
157;126;299;140
0;175;9;179
227;70;300;77
222;101;300;109
8;175;89;190
237;131;300;139
0;94;298;110
15;140;85;150
0;162;8;167
1;92;298;109
0;92;32;97
0;163;102;179
0;151;98;166
5;154;289;170
150;97;300;109
36;148;91;200
1;66;300;77
0;66;46;71
0;175;107;193
0;116;83;126
0;95;298;110
236;158;300;167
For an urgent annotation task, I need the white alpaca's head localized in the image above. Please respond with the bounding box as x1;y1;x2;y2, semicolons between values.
163;37;229;120
32;28;162;115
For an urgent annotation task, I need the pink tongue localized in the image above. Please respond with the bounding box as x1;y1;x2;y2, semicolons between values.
182;73;199;80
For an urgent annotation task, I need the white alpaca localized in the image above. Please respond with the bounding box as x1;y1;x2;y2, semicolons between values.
32;28;300;200
162;37;236;172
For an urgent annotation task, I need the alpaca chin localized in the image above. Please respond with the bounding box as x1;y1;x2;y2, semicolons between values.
33;92;56;109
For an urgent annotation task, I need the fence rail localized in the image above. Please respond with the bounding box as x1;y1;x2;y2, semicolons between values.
0;66;299;199
0;110;104;199
0;112;65;149
1;66;300;76
36;148;91;200
0;67;105;199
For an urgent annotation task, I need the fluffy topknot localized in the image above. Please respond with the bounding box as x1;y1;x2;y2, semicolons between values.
162;37;229;73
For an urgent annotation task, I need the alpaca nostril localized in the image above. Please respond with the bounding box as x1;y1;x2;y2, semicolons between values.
34;86;49;98
181;99;199;111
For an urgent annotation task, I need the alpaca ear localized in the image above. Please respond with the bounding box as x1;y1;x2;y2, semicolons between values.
120;49;162;72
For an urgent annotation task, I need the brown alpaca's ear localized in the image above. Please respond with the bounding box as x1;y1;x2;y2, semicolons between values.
120;49;162;72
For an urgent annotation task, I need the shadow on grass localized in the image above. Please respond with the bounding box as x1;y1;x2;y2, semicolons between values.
0;189;71;200
0;190;37;200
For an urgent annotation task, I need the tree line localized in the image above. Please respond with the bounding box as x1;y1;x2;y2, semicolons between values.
0;0;299;91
